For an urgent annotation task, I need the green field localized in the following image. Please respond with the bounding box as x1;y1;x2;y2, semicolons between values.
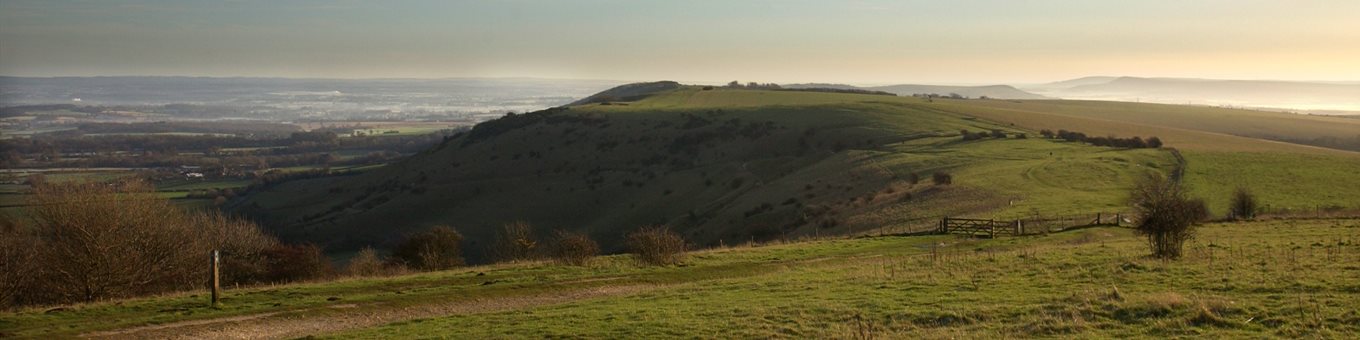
3;219;1355;338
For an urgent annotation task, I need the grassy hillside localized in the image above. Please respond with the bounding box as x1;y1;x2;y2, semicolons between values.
925;98;1360;213
234;87;1174;260
4;219;1356;338
235;86;1360;259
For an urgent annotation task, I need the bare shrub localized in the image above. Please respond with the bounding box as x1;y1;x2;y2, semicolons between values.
392;225;465;270
548;230;600;266
626;226;687;266
345;247;387;277
1129;175;1206;259
5;180;280;307
488;221;540;263
186;212;279;284
262;243;333;282
0;222;42;309
1229;187;1259;220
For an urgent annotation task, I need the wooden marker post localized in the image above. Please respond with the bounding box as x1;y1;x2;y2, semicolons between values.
210;250;221;306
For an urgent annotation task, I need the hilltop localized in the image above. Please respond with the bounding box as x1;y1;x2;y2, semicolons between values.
233;84;1360;261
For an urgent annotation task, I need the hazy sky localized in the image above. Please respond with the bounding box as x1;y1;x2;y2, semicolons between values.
2;0;1357;84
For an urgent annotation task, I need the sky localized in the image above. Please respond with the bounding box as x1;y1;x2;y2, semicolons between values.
1;0;1358;85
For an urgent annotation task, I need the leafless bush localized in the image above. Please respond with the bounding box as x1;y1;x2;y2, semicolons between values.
488;221;540;263
0;222;42;309
626;226;687;266
548;230;600;266
344;247;388;277
1130;175;1206;259
392;225;465;270
1229;187;1259;220
4;180;280;308
261;243;333;282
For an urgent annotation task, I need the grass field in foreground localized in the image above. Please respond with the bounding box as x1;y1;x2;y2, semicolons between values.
3;219;1356;338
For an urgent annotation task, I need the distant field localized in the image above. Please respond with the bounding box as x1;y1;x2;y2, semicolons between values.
298;121;462;137
925;97;1360;214
157;178;255;191
0;126;77;138
82;132;239;137
929;98;1360;156
3;219;1355;338
1180;151;1360;213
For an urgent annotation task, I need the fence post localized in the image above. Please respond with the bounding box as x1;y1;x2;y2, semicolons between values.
1096;212;1102;225
210;250;220;307
940;217;948;234
989;219;995;238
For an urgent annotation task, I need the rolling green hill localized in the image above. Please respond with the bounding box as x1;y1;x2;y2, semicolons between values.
234;84;1360;260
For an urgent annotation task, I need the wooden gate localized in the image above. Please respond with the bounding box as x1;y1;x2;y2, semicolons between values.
938;217;1016;238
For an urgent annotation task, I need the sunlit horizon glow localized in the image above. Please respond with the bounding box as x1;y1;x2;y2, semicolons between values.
1;0;1357;85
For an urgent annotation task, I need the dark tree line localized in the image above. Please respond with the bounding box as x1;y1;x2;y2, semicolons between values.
1040;129;1163;148
725;81;783;89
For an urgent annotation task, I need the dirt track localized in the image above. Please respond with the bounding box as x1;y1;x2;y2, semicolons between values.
82;284;661;339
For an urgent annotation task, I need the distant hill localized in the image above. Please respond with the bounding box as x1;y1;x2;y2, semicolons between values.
234;85;1160;261
783;83;1049;100
1027;76;1120;90
569;81;681;105
234;84;1360;263
1027;76;1360;113
866;84;1050;99
781;83;863;91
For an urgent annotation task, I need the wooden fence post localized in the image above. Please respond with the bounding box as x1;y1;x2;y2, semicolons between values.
210;250;220;307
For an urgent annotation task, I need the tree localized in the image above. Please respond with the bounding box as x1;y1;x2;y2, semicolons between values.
1229;187;1259;220
1129;175;1207;258
1147;137;1164;148
392;225;465;270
